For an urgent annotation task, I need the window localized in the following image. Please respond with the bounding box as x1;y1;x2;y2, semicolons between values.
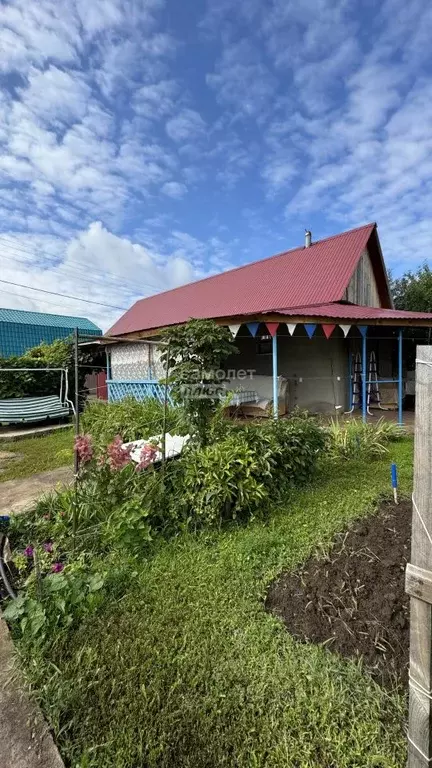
256;335;272;355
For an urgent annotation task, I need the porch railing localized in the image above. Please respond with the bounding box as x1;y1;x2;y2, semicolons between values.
107;380;173;405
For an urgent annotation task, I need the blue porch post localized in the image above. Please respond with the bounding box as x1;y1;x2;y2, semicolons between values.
362;329;367;423
348;349;353;411
398;329;403;426
106;349;111;401
272;333;278;420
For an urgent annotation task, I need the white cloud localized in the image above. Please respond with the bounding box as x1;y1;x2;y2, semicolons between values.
161;181;187;198
166;108;206;143
20;65;91;124
206;39;275;119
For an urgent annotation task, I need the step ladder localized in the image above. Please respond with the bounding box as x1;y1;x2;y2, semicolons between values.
346;352;362;414
367;351;384;415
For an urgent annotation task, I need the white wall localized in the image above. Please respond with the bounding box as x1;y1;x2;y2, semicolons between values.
110;342;164;380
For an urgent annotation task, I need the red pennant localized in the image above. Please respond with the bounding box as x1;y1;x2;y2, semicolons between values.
322;324;336;339
265;322;279;337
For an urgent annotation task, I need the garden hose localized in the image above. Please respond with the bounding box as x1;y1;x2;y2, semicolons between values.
0;533;18;600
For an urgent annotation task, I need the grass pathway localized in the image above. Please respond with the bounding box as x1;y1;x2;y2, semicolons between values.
20;439;414;768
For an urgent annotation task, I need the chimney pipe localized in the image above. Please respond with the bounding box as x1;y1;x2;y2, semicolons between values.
305;229;312;248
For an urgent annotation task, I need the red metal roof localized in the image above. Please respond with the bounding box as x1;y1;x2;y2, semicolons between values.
277;303;432;322
108;223;386;335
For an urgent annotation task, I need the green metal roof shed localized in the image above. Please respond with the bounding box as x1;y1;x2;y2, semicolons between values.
0;308;101;357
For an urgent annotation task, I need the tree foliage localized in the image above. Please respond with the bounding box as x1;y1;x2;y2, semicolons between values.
0;337;103;405
390;263;432;313
160;319;238;445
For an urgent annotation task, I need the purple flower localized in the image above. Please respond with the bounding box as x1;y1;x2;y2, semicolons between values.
24;546;34;558
51;562;64;573
43;542;54;553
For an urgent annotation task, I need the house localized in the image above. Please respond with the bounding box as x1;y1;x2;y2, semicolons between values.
106;223;432;423
0;308;101;358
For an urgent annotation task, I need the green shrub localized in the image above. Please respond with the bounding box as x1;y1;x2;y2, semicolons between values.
326;417;405;459
0;338;102;404
181;416;327;527
81;397;188;448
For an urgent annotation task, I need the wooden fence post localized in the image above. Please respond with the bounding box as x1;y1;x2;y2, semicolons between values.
406;346;432;767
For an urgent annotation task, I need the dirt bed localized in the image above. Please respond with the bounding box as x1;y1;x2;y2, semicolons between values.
266;499;411;686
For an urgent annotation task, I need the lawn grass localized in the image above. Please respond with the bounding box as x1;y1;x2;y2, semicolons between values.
20;438;414;768
0;428;73;482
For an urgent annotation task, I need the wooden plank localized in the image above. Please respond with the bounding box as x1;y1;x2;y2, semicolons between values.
408;345;432;767
406;563;432;604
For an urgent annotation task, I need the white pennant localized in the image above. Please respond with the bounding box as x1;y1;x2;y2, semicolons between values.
229;324;241;337
339;324;351;337
286;323;297;335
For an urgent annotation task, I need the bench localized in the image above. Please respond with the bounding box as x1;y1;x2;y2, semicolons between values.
0;395;71;425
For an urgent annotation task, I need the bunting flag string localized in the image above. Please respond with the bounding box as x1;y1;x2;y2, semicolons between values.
339;325;351;337
246;322;260;337
229;324;241;338
265;322;279;337
304;324;317;339
322;324;336;339
286;323;297;335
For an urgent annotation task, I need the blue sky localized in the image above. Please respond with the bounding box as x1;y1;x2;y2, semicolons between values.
0;0;431;329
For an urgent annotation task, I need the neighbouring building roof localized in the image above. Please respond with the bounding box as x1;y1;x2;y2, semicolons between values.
108;222;432;336
0;308;101;358
0;308;101;331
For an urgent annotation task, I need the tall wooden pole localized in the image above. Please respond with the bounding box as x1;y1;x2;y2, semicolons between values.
406;345;432;767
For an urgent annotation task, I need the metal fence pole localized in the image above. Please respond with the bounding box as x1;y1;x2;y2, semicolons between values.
73;327;79;475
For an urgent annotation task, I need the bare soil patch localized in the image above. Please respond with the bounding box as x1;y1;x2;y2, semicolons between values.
266;499;411;686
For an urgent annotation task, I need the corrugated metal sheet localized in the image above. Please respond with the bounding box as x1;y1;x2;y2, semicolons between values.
0;308;101;331
277;303;432;321
109;223;376;335
0;309;101;358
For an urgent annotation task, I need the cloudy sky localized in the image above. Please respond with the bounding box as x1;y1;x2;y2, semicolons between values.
0;0;431;330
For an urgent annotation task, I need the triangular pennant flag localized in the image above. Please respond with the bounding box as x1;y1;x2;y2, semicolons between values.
229;324;241;338
246;322;260;337
339;325;351;337
286;323;297;335
265;322;279;337
322;324;336;339
304;324;317;339
358;325;368;337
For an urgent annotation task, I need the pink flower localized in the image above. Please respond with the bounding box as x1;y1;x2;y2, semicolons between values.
136;443;158;471
24;546;34;558
106;435;132;471
75;434;93;465
51;562;64;573
43;542;54;553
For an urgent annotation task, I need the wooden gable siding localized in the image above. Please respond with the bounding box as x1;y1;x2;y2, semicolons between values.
343;248;381;308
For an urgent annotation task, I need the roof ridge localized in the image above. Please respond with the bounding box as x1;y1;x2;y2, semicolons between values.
130;222;376;309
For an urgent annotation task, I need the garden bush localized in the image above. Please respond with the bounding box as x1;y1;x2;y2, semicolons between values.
326;417;405;459
0;338;102;403
81;397;188;448
181;416;327;527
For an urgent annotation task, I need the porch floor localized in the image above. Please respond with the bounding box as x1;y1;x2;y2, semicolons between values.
341;409;415;433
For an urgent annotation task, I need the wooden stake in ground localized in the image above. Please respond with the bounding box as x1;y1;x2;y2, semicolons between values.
406;345;432;767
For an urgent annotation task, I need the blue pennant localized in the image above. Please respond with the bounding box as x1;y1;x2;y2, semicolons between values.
304;324;317;339
358;325;368;337
246;322;260;337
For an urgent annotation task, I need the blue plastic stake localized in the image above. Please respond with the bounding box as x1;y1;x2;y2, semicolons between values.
391;462;398;505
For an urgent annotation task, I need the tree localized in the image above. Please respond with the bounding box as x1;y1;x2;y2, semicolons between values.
390;263;432;367
391;263;432;313
160;319;238;445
